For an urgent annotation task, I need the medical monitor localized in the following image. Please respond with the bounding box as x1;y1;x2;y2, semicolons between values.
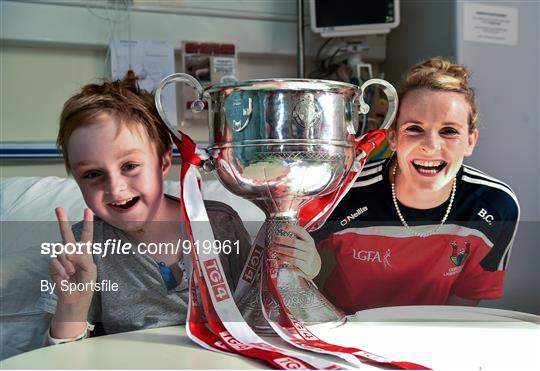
310;0;400;38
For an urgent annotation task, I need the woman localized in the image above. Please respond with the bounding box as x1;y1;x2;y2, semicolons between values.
312;57;520;314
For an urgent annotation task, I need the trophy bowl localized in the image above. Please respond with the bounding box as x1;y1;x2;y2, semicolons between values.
206;79;358;216
155;75;397;333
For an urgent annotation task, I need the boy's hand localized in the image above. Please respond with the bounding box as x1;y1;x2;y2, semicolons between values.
49;207;97;307
269;224;321;280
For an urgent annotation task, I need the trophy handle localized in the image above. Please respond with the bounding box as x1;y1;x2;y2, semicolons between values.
155;73;206;142
353;78;399;132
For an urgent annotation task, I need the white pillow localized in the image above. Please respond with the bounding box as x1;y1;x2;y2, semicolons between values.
1;176;85;222
0;176;263;228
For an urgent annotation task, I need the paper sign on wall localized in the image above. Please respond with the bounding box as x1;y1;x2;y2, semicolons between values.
110;39;177;126
463;3;518;46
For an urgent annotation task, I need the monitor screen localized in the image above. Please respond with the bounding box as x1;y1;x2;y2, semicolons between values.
310;0;400;37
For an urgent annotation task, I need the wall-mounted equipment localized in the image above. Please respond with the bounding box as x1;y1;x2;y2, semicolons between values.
180;42;238;132
310;0;400;38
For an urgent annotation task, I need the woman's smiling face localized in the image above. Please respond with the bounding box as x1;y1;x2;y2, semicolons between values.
388;88;478;192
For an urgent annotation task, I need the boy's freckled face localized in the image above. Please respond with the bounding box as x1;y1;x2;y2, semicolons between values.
67;117;167;231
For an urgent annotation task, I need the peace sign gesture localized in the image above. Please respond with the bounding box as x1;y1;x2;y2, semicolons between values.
48;207;98;339
48;207;97;306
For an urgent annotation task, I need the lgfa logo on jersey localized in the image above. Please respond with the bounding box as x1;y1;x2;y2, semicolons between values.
340;206;368;226
353;249;392;269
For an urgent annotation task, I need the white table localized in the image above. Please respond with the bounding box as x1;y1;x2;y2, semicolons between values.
1;325;260;370
2;306;539;370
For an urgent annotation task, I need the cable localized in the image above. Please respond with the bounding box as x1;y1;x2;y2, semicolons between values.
309;37;355;81
126;0;133;73
86;0;128;23
86;0;132;78
315;38;332;62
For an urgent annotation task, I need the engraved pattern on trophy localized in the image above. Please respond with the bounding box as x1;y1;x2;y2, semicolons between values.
292;95;322;128
253;152;345;162
226;95;253;132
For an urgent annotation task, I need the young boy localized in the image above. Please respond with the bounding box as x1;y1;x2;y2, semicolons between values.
39;76;254;343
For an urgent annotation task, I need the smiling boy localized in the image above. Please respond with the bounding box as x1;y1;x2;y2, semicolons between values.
39;76;254;343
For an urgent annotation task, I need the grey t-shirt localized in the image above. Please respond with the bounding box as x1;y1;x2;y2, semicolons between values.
38;198;251;335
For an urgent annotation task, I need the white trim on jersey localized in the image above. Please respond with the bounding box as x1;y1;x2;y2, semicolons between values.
463;165;515;193
362;159;386;169
461;175;519;214
500;239;516;271
459;175;519;270
335;223;494;249
462;164;489;176
352;175;383;188
356;165;383;178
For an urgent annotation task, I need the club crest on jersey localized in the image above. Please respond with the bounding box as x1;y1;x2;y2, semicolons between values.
450;241;470;266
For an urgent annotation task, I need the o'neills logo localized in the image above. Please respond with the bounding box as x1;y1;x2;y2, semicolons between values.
242;244;264;283
203;259;230;302
340;206;368;226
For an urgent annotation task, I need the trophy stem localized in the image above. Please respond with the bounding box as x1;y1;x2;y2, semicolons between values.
237;216;346;334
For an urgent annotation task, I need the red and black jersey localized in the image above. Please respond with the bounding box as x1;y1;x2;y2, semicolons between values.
312;158;520;314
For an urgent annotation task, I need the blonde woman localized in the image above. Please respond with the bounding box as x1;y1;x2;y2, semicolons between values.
312;57;520;314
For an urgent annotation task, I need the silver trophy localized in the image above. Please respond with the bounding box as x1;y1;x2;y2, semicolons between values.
155;75;397;332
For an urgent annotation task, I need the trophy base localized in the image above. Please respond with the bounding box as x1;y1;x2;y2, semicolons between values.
237;266;346;335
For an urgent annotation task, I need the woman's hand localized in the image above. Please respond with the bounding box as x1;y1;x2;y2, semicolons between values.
269;224;321;280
